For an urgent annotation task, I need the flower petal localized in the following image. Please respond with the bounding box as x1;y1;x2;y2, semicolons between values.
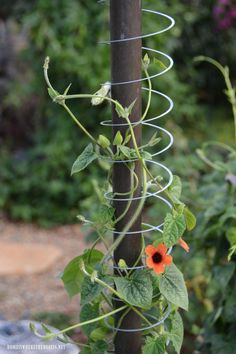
146;256;154;269
153;263;165;274
145;244;156;256
156;243;167;256
178;238;190;252
163;255;173;265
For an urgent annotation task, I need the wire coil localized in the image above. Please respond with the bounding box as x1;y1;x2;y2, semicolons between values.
104;304;172;333
100;2;175;333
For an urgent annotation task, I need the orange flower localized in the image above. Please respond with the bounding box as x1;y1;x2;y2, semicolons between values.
145;243;172;274
178;238;190;252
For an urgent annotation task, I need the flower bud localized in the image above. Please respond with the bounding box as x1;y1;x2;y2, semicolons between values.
113;131;123;146
91;82;111;106
98;135;111;149
142;53;150;70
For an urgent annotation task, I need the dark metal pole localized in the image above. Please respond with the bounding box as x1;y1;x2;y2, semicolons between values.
110;1;142;353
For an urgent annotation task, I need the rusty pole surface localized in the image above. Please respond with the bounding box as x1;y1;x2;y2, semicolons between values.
110;1;142;353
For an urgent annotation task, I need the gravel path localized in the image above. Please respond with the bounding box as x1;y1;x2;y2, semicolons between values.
0;218;88;320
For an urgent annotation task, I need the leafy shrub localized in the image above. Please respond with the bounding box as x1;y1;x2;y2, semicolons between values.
180;58;236;353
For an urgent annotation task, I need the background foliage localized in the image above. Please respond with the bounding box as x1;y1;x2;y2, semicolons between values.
1;0;235;225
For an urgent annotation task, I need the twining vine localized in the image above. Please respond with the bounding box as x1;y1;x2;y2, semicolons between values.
30;55;196;354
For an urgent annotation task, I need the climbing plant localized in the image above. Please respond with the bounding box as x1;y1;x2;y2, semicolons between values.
30;55;196;353
189;57;236;353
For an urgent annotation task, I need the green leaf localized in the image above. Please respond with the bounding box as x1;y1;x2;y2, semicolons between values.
83;249;104;272
115;100;136;119
223;291;236;323
63;83;72;95
119;145;137;159
154;58;167;69
148;132;162;147
91;340;108;354
150;271;160;298
81;276;103;306
61;249;103;298
119;145;131;158
115;102;126;118
219;206;236;225
126;99;137;116
213;263;235;289
90;328;107;342
80;348;91;354
71;144;97;175
159;264;189;311
41;323;52;335
57;333;71;344
123;133;131;145
143;335;166;354
114;270;153;309
80;303;99;336
80;340;108;354
29;323;37;335
168;176;182;204
210;334;236;354
61;255;84;298
47;87;60;100
184;207;196;231
140;150;153;160
226;227;236;246
168;311;184;354
94;204;114;233
228;244;236;261
163;213;186;247
95;204;114;224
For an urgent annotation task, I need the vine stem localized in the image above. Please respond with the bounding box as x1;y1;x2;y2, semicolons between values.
195;56;236;141
44;57;122;156
113;163;139;196
101;166;147;263
124;111;175;206
127;234;145;276
101;94;175;262
225;72;236;141
141;67;152;122
37;305;128;340
44;57;176;207
44;57;123;111
62;103;99;147
114;307;131;335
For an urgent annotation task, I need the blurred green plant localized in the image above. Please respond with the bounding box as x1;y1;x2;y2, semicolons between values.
0;0;110;226
0;0;235;226
180;58;236;354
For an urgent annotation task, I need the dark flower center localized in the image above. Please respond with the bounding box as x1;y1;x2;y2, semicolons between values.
152;252;162;264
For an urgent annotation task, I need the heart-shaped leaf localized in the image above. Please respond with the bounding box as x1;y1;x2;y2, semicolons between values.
160;264;188;311
114;270;153;309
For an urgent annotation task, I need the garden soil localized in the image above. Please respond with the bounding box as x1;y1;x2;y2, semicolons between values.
0;218;90;320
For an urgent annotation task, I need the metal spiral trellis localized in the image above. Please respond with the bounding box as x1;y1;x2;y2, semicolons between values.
100;4;175;333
